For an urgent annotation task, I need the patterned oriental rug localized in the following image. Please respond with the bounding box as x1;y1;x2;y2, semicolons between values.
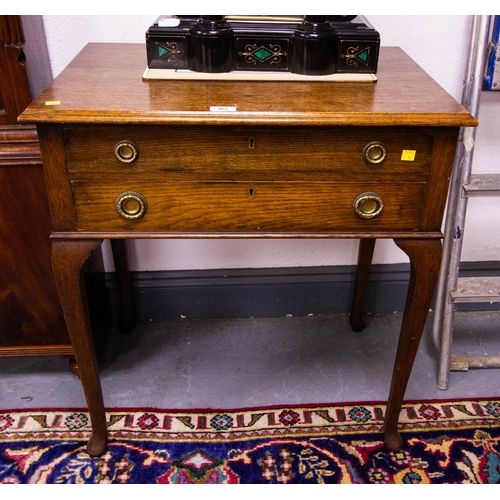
0;399;499;484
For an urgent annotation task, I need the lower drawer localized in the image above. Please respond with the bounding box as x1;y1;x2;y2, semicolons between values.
72;181;426;233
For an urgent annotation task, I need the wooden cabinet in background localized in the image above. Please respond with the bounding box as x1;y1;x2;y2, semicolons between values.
0;15;72;356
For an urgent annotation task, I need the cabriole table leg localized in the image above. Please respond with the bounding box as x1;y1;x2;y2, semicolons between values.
383;238;442;451
349;238;376;332
110;239;137;334
51;238;107;457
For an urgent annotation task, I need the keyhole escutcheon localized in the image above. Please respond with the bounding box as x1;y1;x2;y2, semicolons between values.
248;137;255;149
248;187;255;198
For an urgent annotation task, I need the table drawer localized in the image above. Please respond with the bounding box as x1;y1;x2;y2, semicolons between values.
65;125;434;176
72;181;426;233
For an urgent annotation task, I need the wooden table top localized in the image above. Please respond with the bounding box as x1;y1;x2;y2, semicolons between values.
20;43;476;128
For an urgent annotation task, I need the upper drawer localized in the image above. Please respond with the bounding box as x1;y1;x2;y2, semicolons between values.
64;125;434;176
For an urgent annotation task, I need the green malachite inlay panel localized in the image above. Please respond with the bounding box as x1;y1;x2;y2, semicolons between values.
158;46;168;57
253;47;272;61
357;49;369;63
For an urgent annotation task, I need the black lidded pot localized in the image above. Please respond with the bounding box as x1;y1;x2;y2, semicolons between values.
291;15;337;75
188;15;234;73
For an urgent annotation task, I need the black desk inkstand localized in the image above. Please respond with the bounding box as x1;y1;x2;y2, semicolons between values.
145;15;380;75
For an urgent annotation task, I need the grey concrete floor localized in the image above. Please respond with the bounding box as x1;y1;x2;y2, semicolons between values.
0;310;499;410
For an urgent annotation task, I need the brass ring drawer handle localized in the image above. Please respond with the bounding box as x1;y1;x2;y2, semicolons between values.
115;191;148;219
363;141;387;165
115;140;139;163
353;192;384;219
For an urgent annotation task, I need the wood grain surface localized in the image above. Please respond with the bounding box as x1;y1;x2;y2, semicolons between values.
19;45;477;127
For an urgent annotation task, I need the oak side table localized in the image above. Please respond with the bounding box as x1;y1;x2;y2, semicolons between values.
19;43;477;456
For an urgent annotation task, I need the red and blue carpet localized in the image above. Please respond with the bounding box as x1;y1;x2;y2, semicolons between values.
0;399;499;484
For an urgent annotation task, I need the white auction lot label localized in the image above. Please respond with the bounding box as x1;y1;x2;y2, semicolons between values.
210;106;237;112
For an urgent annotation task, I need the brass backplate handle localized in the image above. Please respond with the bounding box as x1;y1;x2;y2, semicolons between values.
362;141;387;165
353;192;384;219
115;140;139;163
115;191;148;219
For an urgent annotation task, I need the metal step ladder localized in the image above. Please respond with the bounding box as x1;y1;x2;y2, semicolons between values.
432;15;500;390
